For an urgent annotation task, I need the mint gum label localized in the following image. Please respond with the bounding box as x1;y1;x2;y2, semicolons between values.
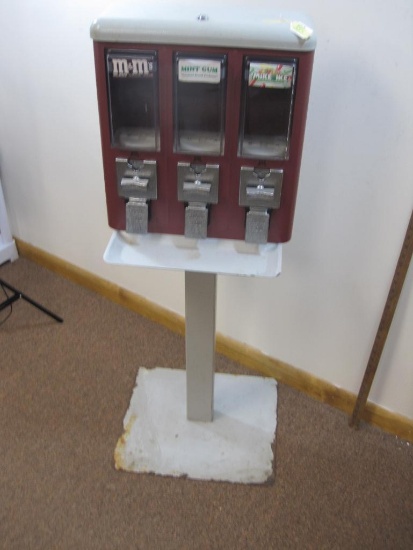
178;59;221;84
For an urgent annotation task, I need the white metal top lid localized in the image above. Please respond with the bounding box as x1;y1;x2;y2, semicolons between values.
90;1;316;52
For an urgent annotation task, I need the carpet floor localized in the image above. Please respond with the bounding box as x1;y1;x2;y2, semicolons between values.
1;258;412;549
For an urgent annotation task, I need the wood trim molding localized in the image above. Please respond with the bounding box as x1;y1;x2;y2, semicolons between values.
15;238;413;443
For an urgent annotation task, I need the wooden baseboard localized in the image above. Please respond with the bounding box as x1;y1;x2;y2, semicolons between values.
15;238;413;443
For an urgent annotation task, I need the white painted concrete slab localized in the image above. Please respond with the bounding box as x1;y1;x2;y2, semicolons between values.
115;367;278;484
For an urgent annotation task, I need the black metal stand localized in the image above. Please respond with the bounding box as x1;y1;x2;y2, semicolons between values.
0;278;63;323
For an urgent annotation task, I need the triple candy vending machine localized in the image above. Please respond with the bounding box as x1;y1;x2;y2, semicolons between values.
91;3;315;245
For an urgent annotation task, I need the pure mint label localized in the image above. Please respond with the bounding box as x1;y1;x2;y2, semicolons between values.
248;63;294;89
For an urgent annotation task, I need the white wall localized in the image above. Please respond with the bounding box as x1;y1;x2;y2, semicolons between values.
0;0;412;419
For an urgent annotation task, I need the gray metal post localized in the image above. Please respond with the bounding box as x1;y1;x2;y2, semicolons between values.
185;271;216;422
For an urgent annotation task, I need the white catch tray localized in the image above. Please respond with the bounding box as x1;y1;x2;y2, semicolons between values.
104;231;282;277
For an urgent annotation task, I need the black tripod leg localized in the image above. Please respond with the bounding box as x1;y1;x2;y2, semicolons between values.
0;292;20;313
0;278;63;323
20;293;63;323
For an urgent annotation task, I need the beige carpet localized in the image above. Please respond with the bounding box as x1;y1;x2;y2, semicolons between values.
1;258;412;549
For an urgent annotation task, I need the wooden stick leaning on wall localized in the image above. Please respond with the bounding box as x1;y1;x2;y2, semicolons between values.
349;208;413;428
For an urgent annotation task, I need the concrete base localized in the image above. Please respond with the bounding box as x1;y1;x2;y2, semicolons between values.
115;367;278;484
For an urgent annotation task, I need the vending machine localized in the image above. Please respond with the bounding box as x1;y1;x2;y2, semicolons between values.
91;3;315;244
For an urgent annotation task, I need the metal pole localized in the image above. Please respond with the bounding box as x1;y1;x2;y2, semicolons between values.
185;271;216;422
